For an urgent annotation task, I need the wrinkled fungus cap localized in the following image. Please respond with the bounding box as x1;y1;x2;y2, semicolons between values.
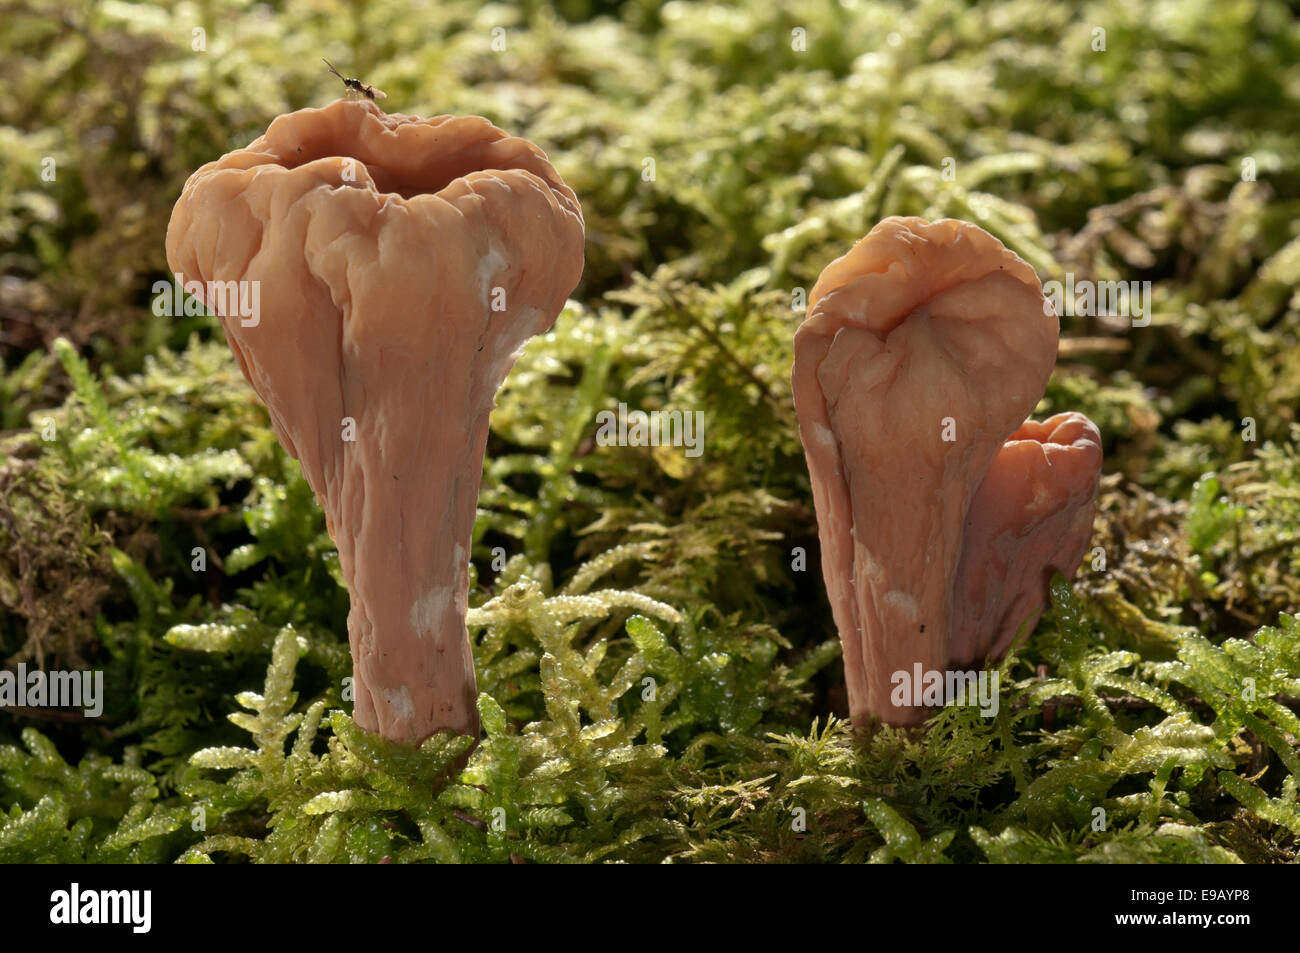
949;411;1102;669
167;99;585;743
792;217;1100;725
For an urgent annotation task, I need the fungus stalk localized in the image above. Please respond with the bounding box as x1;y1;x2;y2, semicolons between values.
166;100;585;743
792;217;1102;726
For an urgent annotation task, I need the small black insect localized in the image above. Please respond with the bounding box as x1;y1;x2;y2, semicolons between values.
322;58;387;101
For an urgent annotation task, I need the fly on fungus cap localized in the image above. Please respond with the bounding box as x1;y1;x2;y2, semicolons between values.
791;217;1101;726
166;98;585;744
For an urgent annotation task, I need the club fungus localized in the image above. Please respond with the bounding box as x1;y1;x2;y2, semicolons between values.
166;99;585;743
791;217;1101;726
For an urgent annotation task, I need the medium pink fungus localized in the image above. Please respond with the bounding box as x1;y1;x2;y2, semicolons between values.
166;99;585;743
792;217;1102;726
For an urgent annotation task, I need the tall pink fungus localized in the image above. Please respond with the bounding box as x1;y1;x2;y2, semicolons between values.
166;99;585;743
791;217;1101;726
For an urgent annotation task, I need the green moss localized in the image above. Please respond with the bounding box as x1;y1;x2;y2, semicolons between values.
2;0;1300;863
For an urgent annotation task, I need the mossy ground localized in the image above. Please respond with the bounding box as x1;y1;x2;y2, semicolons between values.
1;0;1299;863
